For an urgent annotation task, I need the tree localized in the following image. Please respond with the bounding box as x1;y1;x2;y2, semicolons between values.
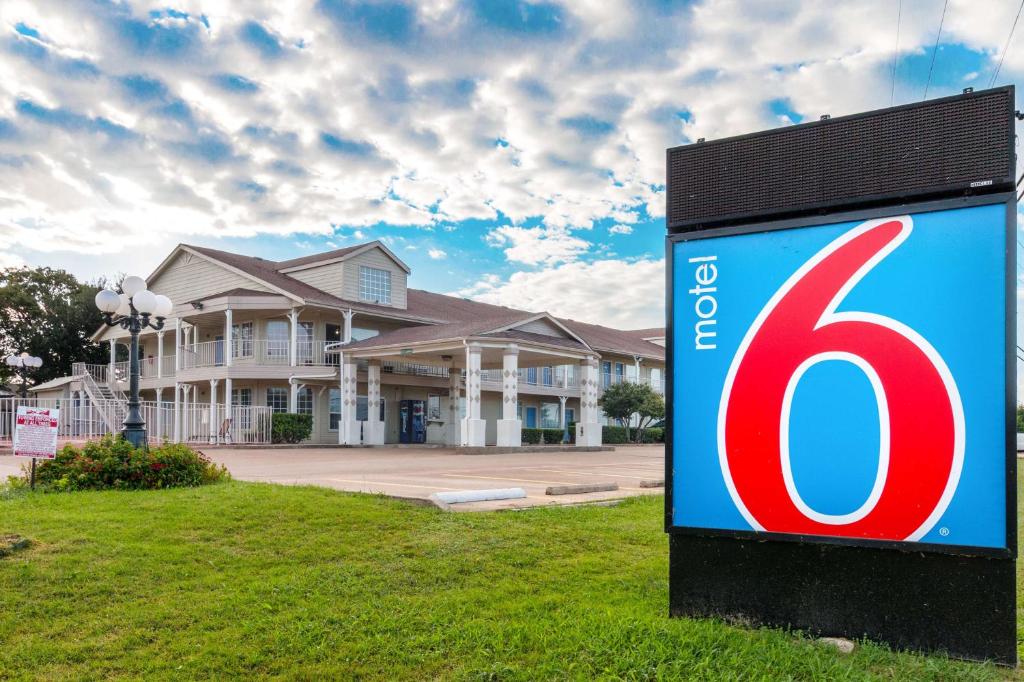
1017;404;1024;433
635;388;665;443
0;267;109;389
598;381;664;443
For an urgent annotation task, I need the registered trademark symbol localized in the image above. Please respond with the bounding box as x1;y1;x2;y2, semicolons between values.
939;527;950;537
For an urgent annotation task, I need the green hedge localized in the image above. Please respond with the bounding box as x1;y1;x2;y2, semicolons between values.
521;428;543;445
640;427;665;443
271;413;313;444
602;425;630;444
32;435;229;492
540;428;567;444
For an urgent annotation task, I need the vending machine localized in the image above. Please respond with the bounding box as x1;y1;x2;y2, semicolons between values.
399;400;426;444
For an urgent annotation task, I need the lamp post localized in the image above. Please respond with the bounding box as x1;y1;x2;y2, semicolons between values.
94;277;173;448
5;352;43;399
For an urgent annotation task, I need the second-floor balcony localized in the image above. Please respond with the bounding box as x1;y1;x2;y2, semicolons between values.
75;347;663;397
181;340;341;370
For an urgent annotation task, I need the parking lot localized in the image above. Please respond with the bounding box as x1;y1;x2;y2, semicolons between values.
204;445;664;511
0;445;665;510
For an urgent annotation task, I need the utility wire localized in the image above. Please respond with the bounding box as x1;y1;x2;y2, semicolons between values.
923;0;949;100
891;0;902;105
990;0;1024;87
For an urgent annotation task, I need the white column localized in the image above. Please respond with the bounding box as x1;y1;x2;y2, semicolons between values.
156;331;165;378
174;318;181;372
364;360;385;445
496;345;521;447
289;378;298;413
343;308;354;344
289;309;298;367
155;387;164;441
446;362;461;446
633;354;642;384
460;343;486;447
109;338;116;372
224;378;233;444
209;379;218;444
576;356;602;446
225;308;233;367
559;395;569;444
338;352;360;444
173;382;182;443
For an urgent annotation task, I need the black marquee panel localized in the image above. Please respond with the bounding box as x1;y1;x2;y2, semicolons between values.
667;86;1015;232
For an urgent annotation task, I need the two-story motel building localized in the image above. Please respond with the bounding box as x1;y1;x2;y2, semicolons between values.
33;240;665;447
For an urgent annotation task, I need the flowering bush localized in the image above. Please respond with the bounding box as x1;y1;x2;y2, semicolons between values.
31;435;230;492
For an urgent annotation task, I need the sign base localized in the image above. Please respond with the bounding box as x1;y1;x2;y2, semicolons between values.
669;534;1016;665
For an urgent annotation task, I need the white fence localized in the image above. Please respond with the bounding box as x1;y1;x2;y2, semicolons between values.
0;398;271;446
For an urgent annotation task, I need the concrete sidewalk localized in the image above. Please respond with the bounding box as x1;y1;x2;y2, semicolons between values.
204;445;664;511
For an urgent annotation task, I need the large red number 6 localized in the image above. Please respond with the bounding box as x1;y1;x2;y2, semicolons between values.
719;217;964;541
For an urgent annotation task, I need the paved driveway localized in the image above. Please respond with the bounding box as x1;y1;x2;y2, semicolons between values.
0;446;666;511
205;445;665;511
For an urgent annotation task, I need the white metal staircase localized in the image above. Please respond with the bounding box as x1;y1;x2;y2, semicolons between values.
74;364;128;433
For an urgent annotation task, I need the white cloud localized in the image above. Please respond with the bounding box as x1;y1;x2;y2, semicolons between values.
485;225;590;266
0;0;1019;275
0;251;26;268
458;257;664;329
609;224;633;235
428;247;447;259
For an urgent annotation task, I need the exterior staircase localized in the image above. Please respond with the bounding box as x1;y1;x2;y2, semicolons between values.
74;364;128;433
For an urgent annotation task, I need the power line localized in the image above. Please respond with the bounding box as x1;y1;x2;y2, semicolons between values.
891;0;902;105
990;0;1024;87
923;0;949;100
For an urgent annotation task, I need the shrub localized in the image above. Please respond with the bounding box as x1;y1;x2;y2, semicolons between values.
521;428;543;445
540;428;567;444
602;425;630;444
271;413;313;444
640;427;665;443
31;435;229;492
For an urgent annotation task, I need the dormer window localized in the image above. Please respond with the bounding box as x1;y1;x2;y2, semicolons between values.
359;265;391;304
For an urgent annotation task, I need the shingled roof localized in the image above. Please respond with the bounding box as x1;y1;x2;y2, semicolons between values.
173;242;664;361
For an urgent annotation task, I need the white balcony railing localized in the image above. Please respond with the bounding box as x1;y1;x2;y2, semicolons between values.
180;340;343;370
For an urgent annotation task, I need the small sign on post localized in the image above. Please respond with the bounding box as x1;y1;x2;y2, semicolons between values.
13;406;59;489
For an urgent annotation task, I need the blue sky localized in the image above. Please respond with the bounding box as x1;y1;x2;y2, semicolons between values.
0;0;1022;332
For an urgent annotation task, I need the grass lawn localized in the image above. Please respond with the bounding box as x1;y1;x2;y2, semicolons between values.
0;482;1016;680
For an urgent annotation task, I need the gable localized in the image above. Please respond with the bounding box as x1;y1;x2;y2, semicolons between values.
343;246;408;309
511;317;572;338
148;250;272;304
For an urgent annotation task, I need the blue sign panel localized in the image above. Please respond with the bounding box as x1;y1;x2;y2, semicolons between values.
671;203;1008;550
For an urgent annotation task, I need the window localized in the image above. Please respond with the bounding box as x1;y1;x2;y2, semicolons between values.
296;387;313;415
328;390;384;430
541;402;560;429
356;396;386;421
232;322;253;358
427;394;441;421
296;322;314;363
542;366;553;386
351;327;379;341
601;361;612;388
525;367;538;385
232;388;253;428
359;266;391;304
267;320;289;359
565;407;576;425
266;386;288;413
329;388;341;430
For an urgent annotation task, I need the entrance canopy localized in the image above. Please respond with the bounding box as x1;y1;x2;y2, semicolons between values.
329;312;597;369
